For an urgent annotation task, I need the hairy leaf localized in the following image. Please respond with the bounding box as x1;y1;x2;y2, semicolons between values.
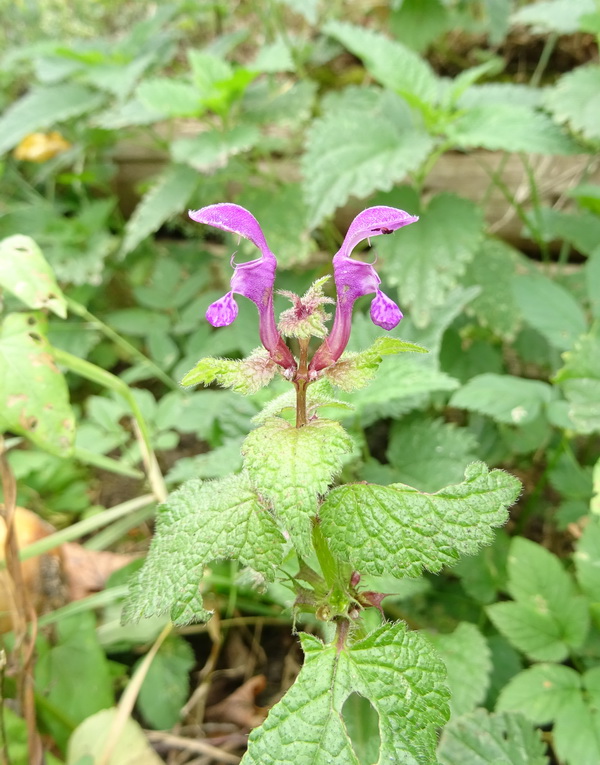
242;418;353;556
121;164;199;256
320;462;520;577
0;312;75;455
136;78;202;117
124;474;286;625
181;349;278;395
0;83;103;154
243;622;449;765
303;87;434;226
438;709;549;765
171;125;260;172
324;337;427;392
450;373;553;425
0;235;67;318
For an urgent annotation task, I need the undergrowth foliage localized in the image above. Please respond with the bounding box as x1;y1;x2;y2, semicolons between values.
125;204;522;764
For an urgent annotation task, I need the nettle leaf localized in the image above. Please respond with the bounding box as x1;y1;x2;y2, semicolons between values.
181;349;278;395
171;124;260;172
513;273;587;351
545;65;600;142
242;417;353;556
121;164;199;256
302;87;434;227
463;238;522;340
324;20;440;106
438;709;549;765
450;373;553;426
554;324;600;434
0;83;104;154
377;192;484;328
487;537;589;661
446;104;580;154
0;312;75;455
386;416;478;493
242;622;449;765
497;664;581;724
124;474;286;626
324;337;427;392
425;622;491;719
390;0;449;53
320;462;520;578
0;235;66;318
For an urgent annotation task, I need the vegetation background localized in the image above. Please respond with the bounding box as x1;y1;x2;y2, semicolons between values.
0;0;599;762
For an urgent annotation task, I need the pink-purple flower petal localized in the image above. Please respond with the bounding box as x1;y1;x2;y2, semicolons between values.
370;290;403;330
206;292;238;327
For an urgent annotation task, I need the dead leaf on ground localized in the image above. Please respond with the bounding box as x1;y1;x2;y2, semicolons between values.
62;543;136;600
204;675;267;730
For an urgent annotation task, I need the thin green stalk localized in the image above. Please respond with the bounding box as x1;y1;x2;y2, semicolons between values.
18;495;155;563
84;503;156;551
73;446;144;480
66;297;179;391
36;585;130;629
530;32;558;88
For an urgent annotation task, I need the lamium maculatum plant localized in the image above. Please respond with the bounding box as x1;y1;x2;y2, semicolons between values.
124;203;522;764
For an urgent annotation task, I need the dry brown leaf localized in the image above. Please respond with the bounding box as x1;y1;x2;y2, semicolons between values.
204;675;267;730
62;543;137;600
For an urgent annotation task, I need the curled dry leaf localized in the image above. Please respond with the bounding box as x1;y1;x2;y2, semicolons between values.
204;675;268;730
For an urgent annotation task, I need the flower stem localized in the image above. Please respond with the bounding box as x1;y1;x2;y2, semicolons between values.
295;338;310;428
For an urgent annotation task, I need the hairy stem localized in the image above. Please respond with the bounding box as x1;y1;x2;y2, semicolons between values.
295;338;310;428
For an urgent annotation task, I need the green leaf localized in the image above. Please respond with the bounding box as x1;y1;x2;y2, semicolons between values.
320;462;520;577
324;336;428;392
0;235;66;318
378;192;485;328
463;238;522;339
426;622;491;718
242;622;449;765
389;0;448;52
386;416;478;493
553;678;600;765
554;324;600;433
0;83;104;154
121;164;199;256
452;531;510;604
242;418;353;555
438;709;549;765
574;519;600;601
545;65;600;141
450;373;553;425
124;474;286;626
446;104;580;154
324;20;439;106
0;312;75;455
137;635;195;729
36;612;115;751
513;273;587;351
497;664;581;724
67;708;163;765
487;537;589;661
136;78;202;117
181;349;278;395
171;124;260;172
302;87;434;226
511;0;596;34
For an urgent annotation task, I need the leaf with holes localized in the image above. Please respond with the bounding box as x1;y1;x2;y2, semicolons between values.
242;622;449;765
0;235;67;318
124;474;286;626
320;462;520;577
242;418;353;556
0;312;74;455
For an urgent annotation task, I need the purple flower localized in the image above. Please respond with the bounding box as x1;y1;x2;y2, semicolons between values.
310;206;418;372
189;203;296;370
